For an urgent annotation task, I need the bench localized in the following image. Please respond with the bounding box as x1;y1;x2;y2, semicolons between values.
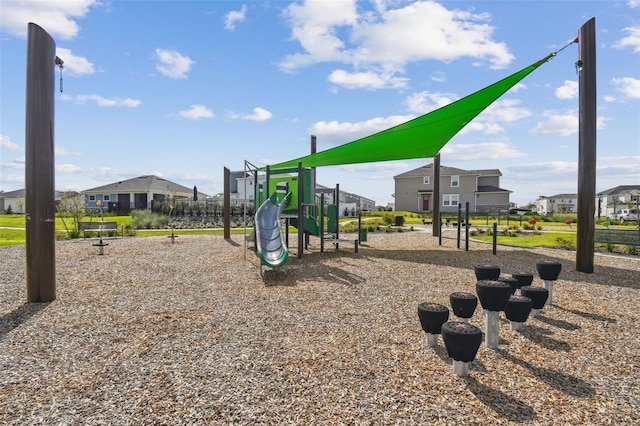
443;217;466;227
594;228;640;246
78;221;121;238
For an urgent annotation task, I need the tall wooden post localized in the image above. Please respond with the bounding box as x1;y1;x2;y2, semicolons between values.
25;23;57;302
576;18;596;273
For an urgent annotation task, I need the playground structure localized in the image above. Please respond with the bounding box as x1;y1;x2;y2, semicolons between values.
217;34;597;275
233;159;363;273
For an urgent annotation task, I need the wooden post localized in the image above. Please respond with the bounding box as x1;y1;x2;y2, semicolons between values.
25;23;56;302
576;18;596;273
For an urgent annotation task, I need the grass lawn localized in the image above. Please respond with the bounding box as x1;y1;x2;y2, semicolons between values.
471;231;577;248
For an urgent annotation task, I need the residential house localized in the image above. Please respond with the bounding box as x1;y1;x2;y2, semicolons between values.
0;189;73;213
83;175;209;213
596;185;640;218
228;173;376;214
535;194;577;216
393;164;510;213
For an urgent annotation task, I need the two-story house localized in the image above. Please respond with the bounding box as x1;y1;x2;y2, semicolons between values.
393;164;510;213
596;185;640;218
535;194;577;216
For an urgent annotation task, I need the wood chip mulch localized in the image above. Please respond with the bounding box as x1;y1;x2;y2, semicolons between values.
1;231;639;424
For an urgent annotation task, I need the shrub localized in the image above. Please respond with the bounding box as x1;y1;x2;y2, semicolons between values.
131;210;168;229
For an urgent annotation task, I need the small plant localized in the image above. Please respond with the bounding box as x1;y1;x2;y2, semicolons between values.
397;227;404;232
604;243;615;252
555;236;576;250
625;245;638;255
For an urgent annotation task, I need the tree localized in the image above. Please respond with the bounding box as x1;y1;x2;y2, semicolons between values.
57;192;85;238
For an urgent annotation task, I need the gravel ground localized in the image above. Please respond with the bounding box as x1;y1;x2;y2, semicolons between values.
1;230;639;425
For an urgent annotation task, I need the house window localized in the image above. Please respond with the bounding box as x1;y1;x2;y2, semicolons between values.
103;195;110;201
451;175;459;187
423;176;430;185
89;195;96;201
443;194;459;206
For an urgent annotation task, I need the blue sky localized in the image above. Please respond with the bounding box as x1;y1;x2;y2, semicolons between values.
1;0;639;207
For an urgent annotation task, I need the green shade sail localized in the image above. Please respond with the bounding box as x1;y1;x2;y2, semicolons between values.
269;54;554;170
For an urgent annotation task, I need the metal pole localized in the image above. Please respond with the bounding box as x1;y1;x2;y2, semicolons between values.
492;223;498;255
432;154;441;237
297;162;304;261
438;212;442;246
456;203;461;249
576;17;596;273
465;202;470;251
223;167;230;239
25;23;56;302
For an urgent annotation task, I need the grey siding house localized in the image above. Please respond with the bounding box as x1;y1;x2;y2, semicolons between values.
83;175;209;213
394;164;511;213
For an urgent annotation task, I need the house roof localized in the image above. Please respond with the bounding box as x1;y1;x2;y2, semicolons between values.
1;189;25;198
539;193;577;199
0;189;75;200
394;164;500;179
83;175;210;198
477;185;511;193
597;185;640;196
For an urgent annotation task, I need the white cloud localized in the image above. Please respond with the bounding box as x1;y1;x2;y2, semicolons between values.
611;77;640;99
65;94;142;107
178;105;214;120
629;0;640;8
430;71;446;83
0;135;19;151
242;107;272;122
309;115;413;146
280;0;514;89
224;4;247;31
529;111;578;136
529;110;609;136
328;69;408;89
404;91;457;114
555;80;578;100
0;0;97;40
154;48;194;79
613;26;640;53
55;47;95;76
479;99;532;123
441;142;526;160
56;163;83;173
54;146;80;156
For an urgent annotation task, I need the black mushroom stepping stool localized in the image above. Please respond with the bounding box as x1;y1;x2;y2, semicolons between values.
474;264;501;281
441;321;483;377
511;272;534;295
520;286;549;317
476;280;512;349
417;303;450;347
498;275;520;295
504;295;533;330
449;292;478;322
536;261;562;305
